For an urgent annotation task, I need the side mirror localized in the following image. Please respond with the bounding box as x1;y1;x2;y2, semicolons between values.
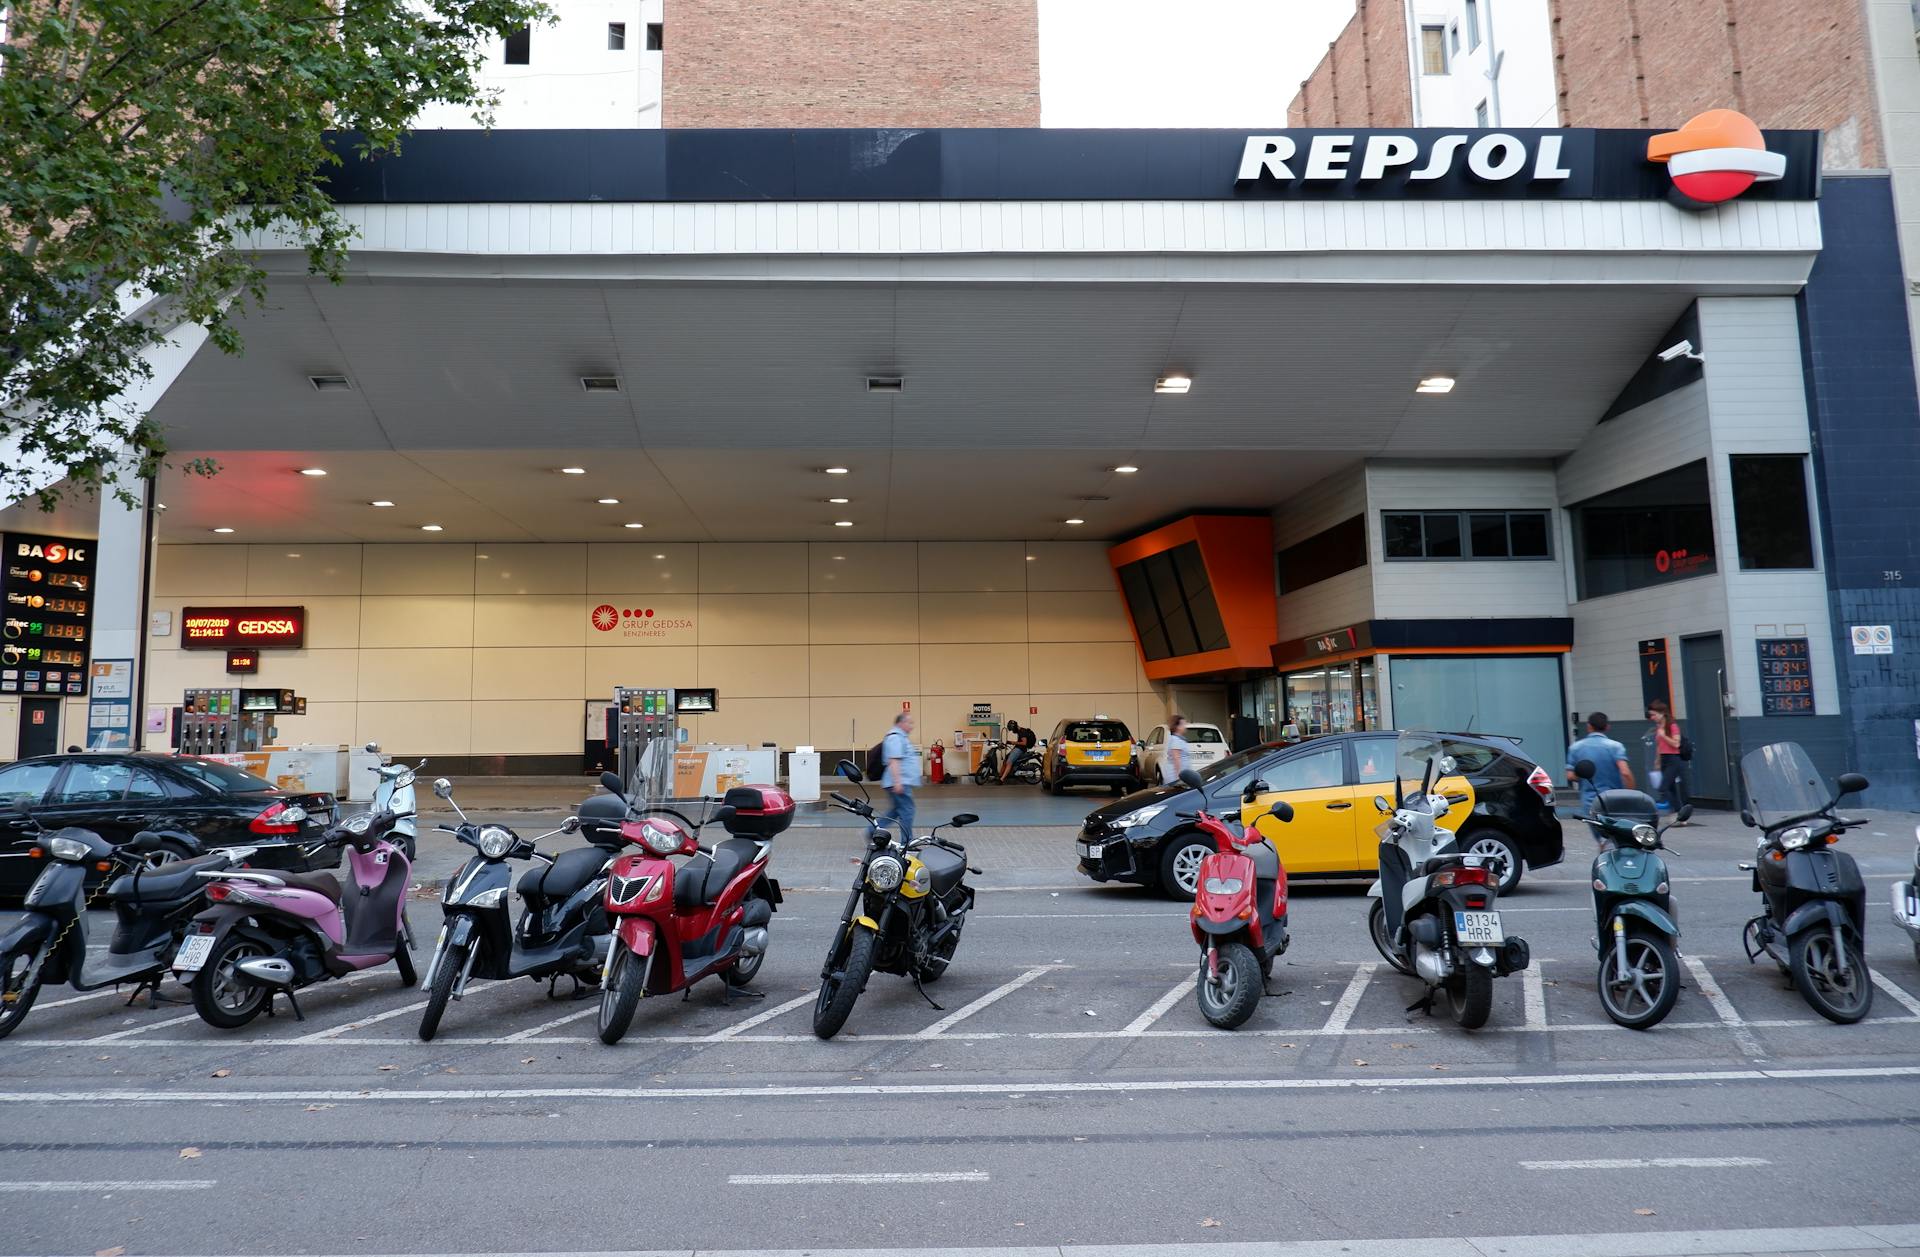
1267;799;1294;823
1574;760;1596;781
1241;779;1267;804
1674;804;1694;824
8;798;29;817
432;777;453;799
1373;795;1391;813
951;813;979;827
710;804;737;824
364;742;380;753
126;832;162;853
1836;771;1869;797
599;771;627;798
837;759;864;784
1739;808;1755;828
1438;755;1458;776
1179;768;1203;789
561;817;581;834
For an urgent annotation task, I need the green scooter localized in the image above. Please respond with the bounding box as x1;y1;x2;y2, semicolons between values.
1574;760;1690;1029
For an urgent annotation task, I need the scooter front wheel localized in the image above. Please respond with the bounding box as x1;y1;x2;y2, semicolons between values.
1597;926;1680;1030
1367;900;1415;976
1790;926;1874;1024
597;948;647;1045
417;941;463;1042
192;935;272;1030
0;947;46;1041
1195;942;1261;1030
812;927;877;1040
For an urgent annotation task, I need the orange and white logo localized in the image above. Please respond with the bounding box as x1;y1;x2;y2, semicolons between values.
1647;109;1785;205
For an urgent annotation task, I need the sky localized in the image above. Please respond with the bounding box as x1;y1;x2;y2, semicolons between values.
1039;0;1359;127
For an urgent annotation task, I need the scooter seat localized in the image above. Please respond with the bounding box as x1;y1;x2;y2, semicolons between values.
518;845;613;902
673;838;758;909
106;854;225;903
282;871;343;902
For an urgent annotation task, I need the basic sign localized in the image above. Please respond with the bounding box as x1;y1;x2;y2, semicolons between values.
179;605;306;650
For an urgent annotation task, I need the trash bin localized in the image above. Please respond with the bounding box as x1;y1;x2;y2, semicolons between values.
787;747;821;803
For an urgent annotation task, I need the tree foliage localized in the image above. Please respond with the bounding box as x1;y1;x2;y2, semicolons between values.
0;0;545;506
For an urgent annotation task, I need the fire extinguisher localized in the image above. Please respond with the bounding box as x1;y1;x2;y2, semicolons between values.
930;740;946;785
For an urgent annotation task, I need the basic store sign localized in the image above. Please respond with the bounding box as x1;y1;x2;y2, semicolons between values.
179;606;306;650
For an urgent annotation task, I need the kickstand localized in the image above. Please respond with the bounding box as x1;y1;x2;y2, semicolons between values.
281;989;306;1022
126;980;184;1009
911;973;944;1012
1405;989;1437;1017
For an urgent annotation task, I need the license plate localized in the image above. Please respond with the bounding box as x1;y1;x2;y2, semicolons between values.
1453;911;1504;945
173;933;214;973
1080;842;1105;860
1084;750;1109;760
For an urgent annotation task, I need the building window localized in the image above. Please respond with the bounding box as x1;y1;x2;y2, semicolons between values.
607;22;626;49
503;25;530;64
1277;514;1368;594
1117;541;1231;662
1731;454;1816;569
1449;22;1461;54
1382;510;1551;560
1420;25;1448;74
1474;99;1489;127
1571;460;1717;598
1465;0;1481;48
646;21;664;50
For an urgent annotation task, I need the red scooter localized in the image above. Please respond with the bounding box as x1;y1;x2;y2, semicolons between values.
592;772;788;1044
1181;768;1294;1029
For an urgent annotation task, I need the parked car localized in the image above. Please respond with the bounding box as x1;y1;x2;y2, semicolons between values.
1041;717;1142;795
1075;731;1562;899
1139;721;1228;782
0;752;338;902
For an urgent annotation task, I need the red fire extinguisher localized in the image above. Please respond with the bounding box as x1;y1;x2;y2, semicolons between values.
930;740;946;784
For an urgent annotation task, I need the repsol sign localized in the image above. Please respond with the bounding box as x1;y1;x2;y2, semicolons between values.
1237;132;1572;187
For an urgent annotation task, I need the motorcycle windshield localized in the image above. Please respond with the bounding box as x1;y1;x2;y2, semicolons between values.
1393;731;1446;811
1740;742;1830;828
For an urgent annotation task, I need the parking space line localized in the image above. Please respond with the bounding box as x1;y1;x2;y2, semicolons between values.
728;1171;987;1185
82;967;393;1044
1681;955;1766;1058
915;965;1059;1038
1121;974;1197;1035
495;1004;600;1043
289;981;498;1042
1520;1157;1770;1171
1870;968;1920;1018
0;1179;219;1192
706;992;816;1040
1320;962;1376;1035
1522;963;1547;1029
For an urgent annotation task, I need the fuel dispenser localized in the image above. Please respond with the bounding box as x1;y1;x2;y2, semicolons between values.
176;687;298;754
612;686;677;798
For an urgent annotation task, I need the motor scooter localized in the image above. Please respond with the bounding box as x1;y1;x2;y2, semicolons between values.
1573;761;1690;1028
1183;768;1294;1029
593;772;787;1045
416;778;611;1041
1737;741;1875;1023
360;745;421;860
1893;823;1920;966
1367;731;1531;1029
176;806;418;1028
0;804;249;1038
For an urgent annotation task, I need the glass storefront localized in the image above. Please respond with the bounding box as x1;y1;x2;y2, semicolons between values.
1280;659;1379;738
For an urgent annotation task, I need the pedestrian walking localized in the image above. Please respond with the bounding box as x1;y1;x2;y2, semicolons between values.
1566;711;1634;822
883;710;921;841
1646;699;1689;821
1160;714;1192;786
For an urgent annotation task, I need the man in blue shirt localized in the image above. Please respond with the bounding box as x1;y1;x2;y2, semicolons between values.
1566;711;1635;815
883;711;921;841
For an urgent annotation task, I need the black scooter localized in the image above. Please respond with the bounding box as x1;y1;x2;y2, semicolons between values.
0;804;244;1039
1737;741;1874;1024
415;778;608;1040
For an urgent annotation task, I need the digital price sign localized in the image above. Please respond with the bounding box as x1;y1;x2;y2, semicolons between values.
1;531;94;695
1755;637;1814;717
180;606;307;650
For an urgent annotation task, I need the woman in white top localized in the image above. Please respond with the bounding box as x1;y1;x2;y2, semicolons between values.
1160;715;1192;786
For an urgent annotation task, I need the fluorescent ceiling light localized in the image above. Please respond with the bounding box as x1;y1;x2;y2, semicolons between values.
597;498;620;505
298;467;327;477
1064;518;1085;526
623;522;645;529
369;500;395;508
420;524;443;532
653;554;665;560
833;520;854;527
211;527;234;534
559;467;587;475
1113;465;1139;474
823;466;850;475
1154;374;1192;395
286;553;302;559
1416;376;1457;394
827;497;849;504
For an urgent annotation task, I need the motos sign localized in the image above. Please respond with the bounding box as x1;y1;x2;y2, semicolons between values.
1238;132;1573;187
180;606;307;650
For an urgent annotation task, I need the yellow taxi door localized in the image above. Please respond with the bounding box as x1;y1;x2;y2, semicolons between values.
1239;741;1357;874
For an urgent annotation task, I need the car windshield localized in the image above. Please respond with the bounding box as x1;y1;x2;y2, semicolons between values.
170;757;275;794
1740;741;1831;828
1186;726;1225;743
1064;722;1129;743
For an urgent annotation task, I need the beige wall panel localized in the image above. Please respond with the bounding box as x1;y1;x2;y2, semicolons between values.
811;696;915;750
232;649;360;701
473;594;586;647
699;543;807;593
355;700;472;755
1030;642;1140;694
154;545;249;597
473;647;585;700
808;593;918;644
476;544;586;596
1031;692;1145;734
917;541;1027;591
919;592;1027;643
142;648;236;702
277;701;358;749
698;644;810;698
588;543;699;593
809;542;917;592
361;544;475;596
356;647;473;702
583;645;700;695
1021;541;1116;592
1027;591;1132;643
919;643;1029;695
698;594;808;645
693;698;811;750
245;545;363;596
469;700;581;754
360;595;474;649
809;643;919;697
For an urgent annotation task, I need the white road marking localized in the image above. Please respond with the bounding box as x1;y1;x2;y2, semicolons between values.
32;987;139;1012
83;965;396;1043
0;1179;218;1192
1682;955;1766;1058
1870;968;1920;1018
494;1004;601;1043
706;992;816;1039
1320;962;1376;1035
1521;962;1547;1030
1121;974;1197;1035
1520;1156;1771;1171
914;964;1058;1039
727;1171;987;1186
289;980;498;1042
1;1065;1912;1106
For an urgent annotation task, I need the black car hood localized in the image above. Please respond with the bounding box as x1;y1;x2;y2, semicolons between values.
1086;781;1196;824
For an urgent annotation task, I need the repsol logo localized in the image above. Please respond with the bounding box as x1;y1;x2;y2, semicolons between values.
1236;133;1572;185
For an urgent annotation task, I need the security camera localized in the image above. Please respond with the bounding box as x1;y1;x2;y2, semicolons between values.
1657;339;1703;363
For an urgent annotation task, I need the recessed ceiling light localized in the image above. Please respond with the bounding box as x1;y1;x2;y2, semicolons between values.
211;527;234;534
832;554;846;561
559;467;587;475
580;375;622;393
1026;555;1037;561
865;376;904;393
298;467;327;477
1113;465;1139;474
597;498;620;505
653;554;665;560
823;466;850;475
1416;375;1457;394
420;524;443;532
307;373;352;391
286;553;302;559
155;503;167;510
623;522;645;529
1064;518;1085;526
827;497;849;504
369;500;395;508
1154;374;1192;395
476;553;489;559
833;520;854;527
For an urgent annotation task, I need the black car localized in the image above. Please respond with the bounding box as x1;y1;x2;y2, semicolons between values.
1075;730;1563;900
0;752;338;901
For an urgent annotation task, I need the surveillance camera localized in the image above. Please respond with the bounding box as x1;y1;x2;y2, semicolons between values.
1657;339;1700;363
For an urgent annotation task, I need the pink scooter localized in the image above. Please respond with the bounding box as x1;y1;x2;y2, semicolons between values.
175;806;418;1028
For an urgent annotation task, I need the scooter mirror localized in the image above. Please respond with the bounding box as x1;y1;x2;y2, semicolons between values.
1373;794;1391;813
7;797;28;817
1675;804;1694;824
710;804;737;824
1573;759;1596;781
432;777;453;798
1178;768;1204;789
1836;771;1869;797
561;816;581;834
1267;799;1294;823
364;742;380;753
1740;808;1756;828
599;771;626;797
837;759;863;783
950;813;979;827
1438;755;1458;776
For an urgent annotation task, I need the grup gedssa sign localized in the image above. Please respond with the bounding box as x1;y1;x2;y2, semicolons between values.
179;606;307;650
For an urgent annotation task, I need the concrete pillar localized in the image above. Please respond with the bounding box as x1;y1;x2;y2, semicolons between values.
85;463;154;749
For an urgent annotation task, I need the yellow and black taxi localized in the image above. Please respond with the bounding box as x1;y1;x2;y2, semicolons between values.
1074;730;1562;899
1041;717;1143;796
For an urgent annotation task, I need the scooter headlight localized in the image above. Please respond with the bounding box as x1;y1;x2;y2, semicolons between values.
1632;824;1657;848
467;886;510;908
867;855;905;891
48;836;92;862
642;822;683;856
340;813;373;836
1780;826;1812;851
476;826;516;859
1202;876;1244;896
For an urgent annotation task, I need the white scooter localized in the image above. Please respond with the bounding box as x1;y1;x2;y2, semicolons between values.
1893;823;1920;966
362;744;422;861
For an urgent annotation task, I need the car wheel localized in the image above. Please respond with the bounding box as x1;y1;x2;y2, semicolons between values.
1158;833;1215;901
1463;830;1523;895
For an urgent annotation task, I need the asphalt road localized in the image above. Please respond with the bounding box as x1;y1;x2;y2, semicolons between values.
1;804;1916;1256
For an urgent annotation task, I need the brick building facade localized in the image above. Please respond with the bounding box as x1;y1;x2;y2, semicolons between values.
1287;0;1412;128
661;0;1040;128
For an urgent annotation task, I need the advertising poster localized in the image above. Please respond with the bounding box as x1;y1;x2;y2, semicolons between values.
86;658;134;748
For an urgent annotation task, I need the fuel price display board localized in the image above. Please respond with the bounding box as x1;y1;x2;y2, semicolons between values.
1755;637;1814;716
1;532;95;695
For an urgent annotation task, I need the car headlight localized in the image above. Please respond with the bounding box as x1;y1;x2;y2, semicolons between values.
1632;824;1657;848
49;835;91;861
1202;876;1244;896
477;825;516;859
1780;826;1812;851
1116;804;1166;829
642;822;682;856
341;813;373;836
468;886;510;908
868;855;904;891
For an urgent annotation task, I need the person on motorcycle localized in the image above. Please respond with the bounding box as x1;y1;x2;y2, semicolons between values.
1000;720;1038;783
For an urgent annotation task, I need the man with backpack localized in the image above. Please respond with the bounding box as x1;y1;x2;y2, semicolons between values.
876;710;920;841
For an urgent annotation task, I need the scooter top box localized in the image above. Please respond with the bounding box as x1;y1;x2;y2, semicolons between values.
722;785;794;838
